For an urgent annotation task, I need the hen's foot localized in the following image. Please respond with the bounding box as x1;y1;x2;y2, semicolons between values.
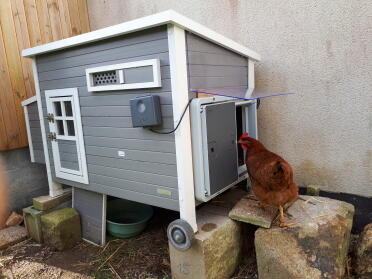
279;205;295;228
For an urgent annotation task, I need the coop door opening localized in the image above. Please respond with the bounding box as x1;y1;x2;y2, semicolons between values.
45;88;89;184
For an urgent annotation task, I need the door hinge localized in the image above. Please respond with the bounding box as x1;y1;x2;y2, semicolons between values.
45;113;54;123
47;132;57;141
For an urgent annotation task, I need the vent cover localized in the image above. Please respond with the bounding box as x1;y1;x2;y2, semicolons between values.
86;59;161;92
92;71;118;86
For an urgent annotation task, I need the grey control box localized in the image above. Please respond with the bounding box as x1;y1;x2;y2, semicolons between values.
130;95;162;127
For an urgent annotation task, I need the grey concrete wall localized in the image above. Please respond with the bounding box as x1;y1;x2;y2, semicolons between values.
0;148;48;211
86;0;372;196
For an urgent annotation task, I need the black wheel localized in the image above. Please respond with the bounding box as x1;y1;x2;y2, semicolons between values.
167;219;195;251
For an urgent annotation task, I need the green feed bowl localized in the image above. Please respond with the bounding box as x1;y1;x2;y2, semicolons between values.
106;199;153;239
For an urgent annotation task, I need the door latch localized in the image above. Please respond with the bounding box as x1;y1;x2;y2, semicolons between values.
45;113;54;123
47;132;57;141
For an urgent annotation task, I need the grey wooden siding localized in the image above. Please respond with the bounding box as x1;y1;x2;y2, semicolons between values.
36;26;179;211
73;187;105;246
186;32;248;97
27;102;45;164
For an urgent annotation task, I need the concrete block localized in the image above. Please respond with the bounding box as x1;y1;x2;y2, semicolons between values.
169;209;242;279
255;196;354;279
0;226;28;250
33;190;72;211
355;223;372;278
23;206;45;243
41;208;81;251
229;195;277;228
307;185;321;196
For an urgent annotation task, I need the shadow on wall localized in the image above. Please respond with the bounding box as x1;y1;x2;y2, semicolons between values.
0;148;48;212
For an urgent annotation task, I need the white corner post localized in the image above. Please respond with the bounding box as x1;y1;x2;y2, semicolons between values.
248;59;258;138
167;24;197;232
31;58;63;197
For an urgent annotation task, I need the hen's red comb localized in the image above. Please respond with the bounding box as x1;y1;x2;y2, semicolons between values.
239;132;250;141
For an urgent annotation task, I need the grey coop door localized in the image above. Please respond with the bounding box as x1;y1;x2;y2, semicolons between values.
203;102;238;195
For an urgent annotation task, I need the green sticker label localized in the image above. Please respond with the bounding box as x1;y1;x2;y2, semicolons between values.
157;188;172;196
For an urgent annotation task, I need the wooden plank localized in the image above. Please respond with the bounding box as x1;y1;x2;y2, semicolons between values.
36;26;167;63
67;0;82;36
0;0;27;147
88;164;178;189
83;136;176;153
24;0;42;46
35;0;54;43
0;106;8;150
86;155;178;177
46;0;63;40
76;0;90;33
58;0;72;38
85;146;177;164
10;0;35;98
80;105;173;118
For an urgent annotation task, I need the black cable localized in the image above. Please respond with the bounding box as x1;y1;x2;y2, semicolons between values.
149;98;194;134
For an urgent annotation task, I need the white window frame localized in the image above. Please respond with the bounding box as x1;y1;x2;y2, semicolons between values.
45;88;89;184
85;58;161;92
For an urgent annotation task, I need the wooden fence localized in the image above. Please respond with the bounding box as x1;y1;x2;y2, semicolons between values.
0;0;90;151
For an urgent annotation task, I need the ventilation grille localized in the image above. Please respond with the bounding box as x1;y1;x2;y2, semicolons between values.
92;71;118;86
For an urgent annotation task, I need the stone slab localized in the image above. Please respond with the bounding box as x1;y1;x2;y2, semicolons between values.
355;223;372;278
0;226;28;250
5;211;23;227
229;195;278;228
41;207;81;251
255;196;354;279
169;206;242;279
33;190;72;211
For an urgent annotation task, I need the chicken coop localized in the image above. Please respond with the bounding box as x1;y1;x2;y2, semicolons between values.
21;10;261;248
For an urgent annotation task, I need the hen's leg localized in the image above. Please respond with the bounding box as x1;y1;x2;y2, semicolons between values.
279;205;294;227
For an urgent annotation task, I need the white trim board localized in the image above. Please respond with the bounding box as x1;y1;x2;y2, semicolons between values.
31;59;64;197
21;96;37;106
22;10;260;61
23;105;35;162
167;25;197;232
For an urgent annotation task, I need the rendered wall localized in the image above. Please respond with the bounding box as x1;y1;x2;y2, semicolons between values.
87;0;372;196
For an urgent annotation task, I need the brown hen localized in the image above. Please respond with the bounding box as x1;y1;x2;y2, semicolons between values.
238;133;298;227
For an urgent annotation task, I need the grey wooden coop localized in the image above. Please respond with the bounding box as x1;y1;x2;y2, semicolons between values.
22;10;261;248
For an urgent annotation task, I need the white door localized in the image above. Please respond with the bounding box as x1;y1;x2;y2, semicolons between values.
45;88;89;184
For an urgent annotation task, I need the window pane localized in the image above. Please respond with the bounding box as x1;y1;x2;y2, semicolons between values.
66;120;75;136
54;102;62;116
64;101;73;116
56;120;64;135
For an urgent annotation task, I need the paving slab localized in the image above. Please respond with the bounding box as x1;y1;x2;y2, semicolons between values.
0;226;28;250
229;195;278;228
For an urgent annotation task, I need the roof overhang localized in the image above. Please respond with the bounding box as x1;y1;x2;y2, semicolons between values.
22;10;261;61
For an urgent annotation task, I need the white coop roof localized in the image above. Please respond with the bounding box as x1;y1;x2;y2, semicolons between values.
22;10;260;61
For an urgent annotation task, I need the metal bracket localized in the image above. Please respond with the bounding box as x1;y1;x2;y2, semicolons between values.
45;113;54;123
47;132;57;141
